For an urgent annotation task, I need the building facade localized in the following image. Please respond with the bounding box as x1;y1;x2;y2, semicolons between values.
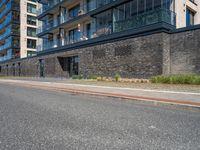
0;0;199;78
175;0;200;28
0;0;38;62
36;0;200;53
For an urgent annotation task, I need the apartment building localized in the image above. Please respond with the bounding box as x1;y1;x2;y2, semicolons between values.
0;0;200;78
37;0;200;52
36;0;177;76
0;0;38;62
176;0;200;28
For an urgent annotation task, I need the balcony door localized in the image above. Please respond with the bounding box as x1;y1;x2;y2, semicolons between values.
68;28;80;43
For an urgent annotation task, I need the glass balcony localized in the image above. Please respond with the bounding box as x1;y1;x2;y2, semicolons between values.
0;0;19;20
0;54;12;62
37;1;96;34
0;48;14;62
0;0;7;9
0;39;12;52
37;0;114;18
0;25;20;41
114;8;176;32
0;12;19;31
37;0;63;16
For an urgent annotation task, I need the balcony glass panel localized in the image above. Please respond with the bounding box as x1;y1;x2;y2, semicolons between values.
0;49;12;62
0;37;20;52
0;0;19;19
0;38;12;52
0;24;20;41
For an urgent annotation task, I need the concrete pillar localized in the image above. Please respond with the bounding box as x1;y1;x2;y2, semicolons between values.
162;33;171;75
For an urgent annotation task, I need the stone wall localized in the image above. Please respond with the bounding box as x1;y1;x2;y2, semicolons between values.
170;29;200;74
0;28;199;79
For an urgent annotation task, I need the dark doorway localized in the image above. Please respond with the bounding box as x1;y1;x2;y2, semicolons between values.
6;65;8;76
39;59;45;77
18;62;21;76
58;56;79;77
12;64;15;76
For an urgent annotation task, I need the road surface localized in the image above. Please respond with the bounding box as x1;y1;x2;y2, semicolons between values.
0;83;200;150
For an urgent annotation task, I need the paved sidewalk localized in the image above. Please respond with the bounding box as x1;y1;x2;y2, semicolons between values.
0;78;200;108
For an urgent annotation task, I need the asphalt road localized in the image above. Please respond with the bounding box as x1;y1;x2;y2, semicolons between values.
0;84;200;150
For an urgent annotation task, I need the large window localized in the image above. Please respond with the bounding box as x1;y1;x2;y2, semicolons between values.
27;27;36;37
27;3;37;14
69;5;80;18
27;39;36;49
111;0;175;32
68;28;80;43
186;8;195;26
27;15;36;26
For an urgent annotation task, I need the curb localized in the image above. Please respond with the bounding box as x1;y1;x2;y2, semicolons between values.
5;83;200;111
3;81;200;111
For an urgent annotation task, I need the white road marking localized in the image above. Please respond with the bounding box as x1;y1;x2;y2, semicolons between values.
0;79;200;96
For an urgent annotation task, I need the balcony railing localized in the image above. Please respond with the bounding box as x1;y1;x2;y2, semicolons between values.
37;0;115;17
37;1;97;34
0;25;20;41
0;0;7;9
0;48;19;62
0;39;12;52
0;12;19;32
0;1;19;20
114;9;176;32
37;0;63;16
37;26;113;51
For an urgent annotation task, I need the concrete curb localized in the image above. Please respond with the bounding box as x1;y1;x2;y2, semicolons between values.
1;80;200;111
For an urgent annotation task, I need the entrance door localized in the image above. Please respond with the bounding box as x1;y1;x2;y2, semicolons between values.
68;56;79;77
58;56;79;77
39;59;45;77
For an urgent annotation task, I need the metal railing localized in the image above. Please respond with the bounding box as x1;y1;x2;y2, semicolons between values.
37;25;113;51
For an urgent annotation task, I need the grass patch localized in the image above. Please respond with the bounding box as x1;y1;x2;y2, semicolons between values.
151;74;200;85
72;75;83;80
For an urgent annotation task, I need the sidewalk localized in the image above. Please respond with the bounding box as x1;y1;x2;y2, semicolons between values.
0;78;200;109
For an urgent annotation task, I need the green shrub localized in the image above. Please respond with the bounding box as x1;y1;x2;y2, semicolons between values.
72;74;83;80
88;74;97;80
115;73;121;82
151;74;200;85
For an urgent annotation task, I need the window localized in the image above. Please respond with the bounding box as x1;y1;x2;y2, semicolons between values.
68;28;80;43
27;3;37;14
27;15;36;25
69;5;80;18
27;27;36;37
27;51;36;57
27;39;36;49
13;37;20;47
186;8;195;26
12;11;20;21
86;23;91;38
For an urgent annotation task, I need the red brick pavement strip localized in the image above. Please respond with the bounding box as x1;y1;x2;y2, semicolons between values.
1;80;200;110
